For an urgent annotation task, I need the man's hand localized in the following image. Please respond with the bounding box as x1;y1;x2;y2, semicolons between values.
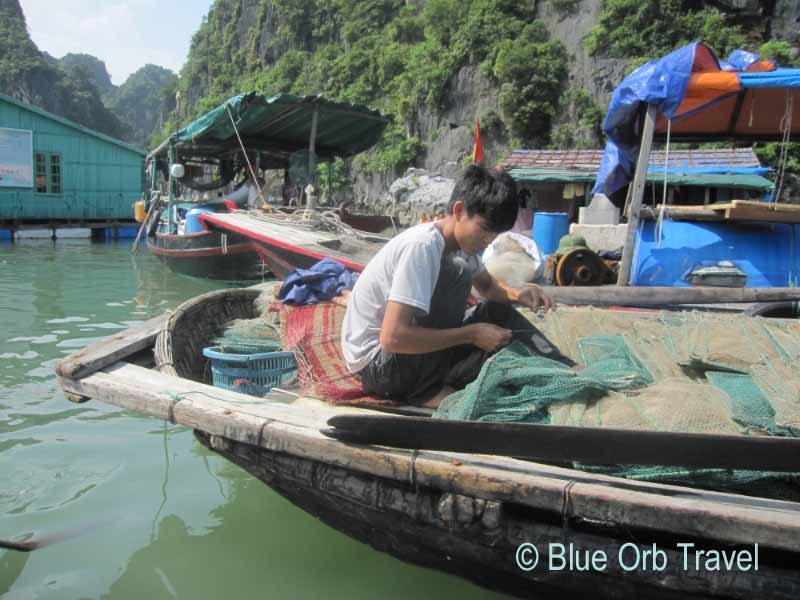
516;285;556;313
468;323;512;352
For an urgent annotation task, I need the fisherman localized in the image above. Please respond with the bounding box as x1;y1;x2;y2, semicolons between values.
341;165;570;407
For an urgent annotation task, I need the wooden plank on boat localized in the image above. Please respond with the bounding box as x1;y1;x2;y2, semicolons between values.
55;313;168;380
59;362;331;430
325;414;800;472
641;205;724;222
718;200;800;224
541;285;800;306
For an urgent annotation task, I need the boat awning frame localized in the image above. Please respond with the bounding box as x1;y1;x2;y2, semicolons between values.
149;92;389;166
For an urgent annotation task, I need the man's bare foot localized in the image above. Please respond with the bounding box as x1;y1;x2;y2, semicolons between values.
421;385;455;409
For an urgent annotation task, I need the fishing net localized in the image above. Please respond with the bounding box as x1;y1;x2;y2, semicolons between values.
214;318;281;354
435;306;800;500
435;337;653;423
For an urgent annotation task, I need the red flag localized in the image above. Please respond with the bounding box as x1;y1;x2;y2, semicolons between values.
472;116;484;164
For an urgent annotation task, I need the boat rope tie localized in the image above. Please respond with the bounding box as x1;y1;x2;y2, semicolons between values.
409;449;419;488
773;89;794;203
560;480;577;537
163;391;185;424
655;118;671;248
224;102;268;206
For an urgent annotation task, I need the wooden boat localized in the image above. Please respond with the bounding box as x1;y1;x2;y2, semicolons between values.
145;206;389;281
143;92;391;281
147;227;263;280
54;286;800;599
199;211;386;279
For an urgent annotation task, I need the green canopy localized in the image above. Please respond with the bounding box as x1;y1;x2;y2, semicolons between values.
509;168;774;191
152;92;388;166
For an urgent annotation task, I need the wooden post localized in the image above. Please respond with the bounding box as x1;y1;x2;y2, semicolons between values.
307;106;319;210
617;104;657;286
167;145;174;234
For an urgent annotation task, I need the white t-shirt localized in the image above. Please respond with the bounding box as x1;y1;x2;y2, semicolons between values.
341;222;484;374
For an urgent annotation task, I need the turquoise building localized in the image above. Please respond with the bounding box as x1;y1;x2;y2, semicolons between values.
0;94;145;233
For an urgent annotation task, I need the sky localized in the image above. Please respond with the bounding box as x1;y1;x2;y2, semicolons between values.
20;0;215;85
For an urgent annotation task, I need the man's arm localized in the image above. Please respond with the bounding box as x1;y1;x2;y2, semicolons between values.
472;270;556;312
380;300;510;354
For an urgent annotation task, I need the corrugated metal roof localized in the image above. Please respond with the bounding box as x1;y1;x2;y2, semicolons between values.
0;93;147;156
499;147;763;171
508;168;774;190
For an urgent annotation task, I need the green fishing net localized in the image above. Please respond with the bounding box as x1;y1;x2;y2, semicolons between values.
214;318;281;354
435;337;653;423
434;310;800;500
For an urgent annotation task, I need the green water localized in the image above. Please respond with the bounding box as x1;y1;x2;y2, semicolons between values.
0;240;503;599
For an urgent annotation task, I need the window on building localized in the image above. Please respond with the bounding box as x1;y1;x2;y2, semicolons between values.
33;153;62;194
35;153;47;193
50;155;61;194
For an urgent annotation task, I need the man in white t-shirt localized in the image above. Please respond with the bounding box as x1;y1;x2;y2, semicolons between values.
341;165;570;407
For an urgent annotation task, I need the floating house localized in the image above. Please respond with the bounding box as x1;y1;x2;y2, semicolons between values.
499;147;772;221
0;94;146;239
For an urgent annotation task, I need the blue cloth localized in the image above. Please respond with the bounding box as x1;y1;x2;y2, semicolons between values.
278;258;359;305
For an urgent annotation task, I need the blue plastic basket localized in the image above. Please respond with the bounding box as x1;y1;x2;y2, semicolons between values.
202;345;297;396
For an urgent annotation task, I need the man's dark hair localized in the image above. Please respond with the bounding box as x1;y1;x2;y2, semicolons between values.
447;165;518;232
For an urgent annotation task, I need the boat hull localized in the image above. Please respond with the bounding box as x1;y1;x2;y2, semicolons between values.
196;430;800;600
147;230;266;281
248;239;368;280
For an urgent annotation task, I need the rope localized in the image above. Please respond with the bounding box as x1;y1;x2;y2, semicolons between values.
772;90;794;204
244;207;376;240
224;102;268;206
655;118;671;247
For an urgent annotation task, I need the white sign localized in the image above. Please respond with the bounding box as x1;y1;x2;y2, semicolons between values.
0;127;33;188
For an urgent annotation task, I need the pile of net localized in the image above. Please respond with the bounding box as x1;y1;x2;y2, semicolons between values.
436;307;800;500
214;318;281;353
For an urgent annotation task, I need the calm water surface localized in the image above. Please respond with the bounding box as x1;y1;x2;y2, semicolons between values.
0;239;504;599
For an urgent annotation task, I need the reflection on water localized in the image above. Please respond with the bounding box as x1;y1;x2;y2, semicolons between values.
0;240;502;599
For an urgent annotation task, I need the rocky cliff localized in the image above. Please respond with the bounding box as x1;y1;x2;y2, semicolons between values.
170;0;800;203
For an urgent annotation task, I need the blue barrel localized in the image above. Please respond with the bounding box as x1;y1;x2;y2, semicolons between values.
185;207;214;234
532;212;569;256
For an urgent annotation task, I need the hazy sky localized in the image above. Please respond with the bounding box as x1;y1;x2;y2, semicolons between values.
20;0;215;85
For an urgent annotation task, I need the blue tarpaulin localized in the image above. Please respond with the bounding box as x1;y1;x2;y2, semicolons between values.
592;42;800;197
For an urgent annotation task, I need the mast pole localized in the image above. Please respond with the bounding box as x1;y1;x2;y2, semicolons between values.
617;104;657;286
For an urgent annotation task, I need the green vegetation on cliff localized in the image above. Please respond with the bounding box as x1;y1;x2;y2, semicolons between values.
586;0;747;61
0;0;126;141
155;0;797;186
168;0;569;174
112;65;178;148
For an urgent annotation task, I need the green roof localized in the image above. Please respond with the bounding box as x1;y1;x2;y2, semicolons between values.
509;168;774;191
154;92;388;165
0;94;147;156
